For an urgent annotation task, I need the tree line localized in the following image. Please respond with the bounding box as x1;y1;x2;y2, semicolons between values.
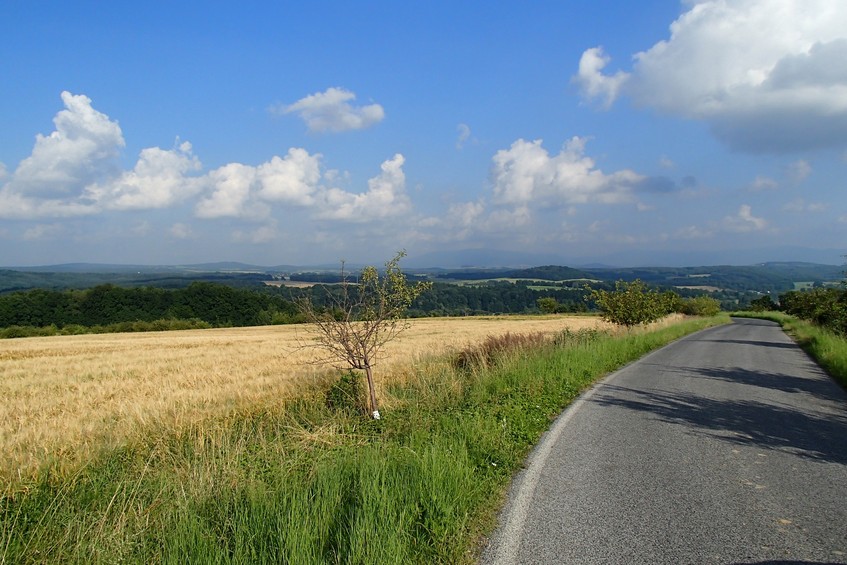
753;287;847;335
0;283;298;331
0;278;724;338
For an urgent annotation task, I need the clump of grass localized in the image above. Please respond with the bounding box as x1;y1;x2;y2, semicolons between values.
1;315;727;564
452;332;551;371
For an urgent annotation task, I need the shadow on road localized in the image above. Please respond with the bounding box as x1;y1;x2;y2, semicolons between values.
689;365;846;403
591;383;847;465
691;338;800;350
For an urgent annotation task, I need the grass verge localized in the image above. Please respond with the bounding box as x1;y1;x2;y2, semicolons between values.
732;311;847;389
1;315;727;564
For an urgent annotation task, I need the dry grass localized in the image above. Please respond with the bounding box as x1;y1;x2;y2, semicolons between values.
0;315;608;490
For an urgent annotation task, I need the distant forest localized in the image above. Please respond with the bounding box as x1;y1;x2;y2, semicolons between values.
0;261;842;337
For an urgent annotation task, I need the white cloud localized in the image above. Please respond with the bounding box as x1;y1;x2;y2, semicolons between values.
195;163;265;219
456;123;473;149
0;189;97;219
572;47;629;109
448;200;485;228
490;137;644;206
787;159;812;183
1;91;421;254
277;87;385;133
8;92;124;197
750;175;778;191
86;142;203;210
575;1;847;152
195;148;323;219
659;155;675;169
169;223;193;239
255;148;321;205
676;225;713;240
0;93;204;219
482;205;532;232
316;154;411;221
783;198;826;212
724;204;767;232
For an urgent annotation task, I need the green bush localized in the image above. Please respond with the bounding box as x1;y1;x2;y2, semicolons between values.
325;370;367;415
588;279;670;327
780;288;847;335
681;295;721;316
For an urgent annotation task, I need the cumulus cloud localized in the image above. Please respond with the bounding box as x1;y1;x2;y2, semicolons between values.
255;148;321;205
276;87;385;133
574;0;847;152
572;47;629;109
195;151;410;223
783;198;826;213
2;92;411;236
750;175;778;191
8;92;125;198
195;148;324;219
86;142;203;210
0;92;201;219
0;91;125;219
786;159;812;183
724;204;767;232
659;155;675;169
169;223;193;239
195;163;264;219
490;137;645;206
456;123;473;149
316;154;411;221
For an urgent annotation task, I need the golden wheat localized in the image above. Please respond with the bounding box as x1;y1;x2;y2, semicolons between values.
0;315;608;489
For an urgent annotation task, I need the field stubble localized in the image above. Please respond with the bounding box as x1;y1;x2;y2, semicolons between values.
0;315;608;491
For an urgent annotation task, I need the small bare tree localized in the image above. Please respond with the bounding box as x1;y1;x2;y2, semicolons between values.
298;251;432;419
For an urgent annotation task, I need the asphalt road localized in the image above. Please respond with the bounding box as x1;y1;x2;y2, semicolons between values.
481;318;847;565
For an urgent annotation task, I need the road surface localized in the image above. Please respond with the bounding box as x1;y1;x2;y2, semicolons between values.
482;318;847;564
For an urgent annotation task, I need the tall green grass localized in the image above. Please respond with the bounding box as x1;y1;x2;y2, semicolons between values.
733;311;847;389
1;316;727;564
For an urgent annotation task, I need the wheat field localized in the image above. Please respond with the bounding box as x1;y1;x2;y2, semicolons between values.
0;315;608;490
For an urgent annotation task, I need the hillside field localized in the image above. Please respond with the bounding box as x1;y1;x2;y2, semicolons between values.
0;315;608;493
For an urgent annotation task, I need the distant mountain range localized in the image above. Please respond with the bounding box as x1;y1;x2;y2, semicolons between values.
1;258;843;296
4;245;843;273
405;246;845;269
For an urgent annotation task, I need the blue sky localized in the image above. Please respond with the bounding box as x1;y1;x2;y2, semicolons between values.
1;1;846;267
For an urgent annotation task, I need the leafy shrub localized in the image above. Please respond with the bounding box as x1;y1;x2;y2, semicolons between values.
680;295;721;316
325;370;367;414
588;279;671;327
749;295;777;312
780;288;847;335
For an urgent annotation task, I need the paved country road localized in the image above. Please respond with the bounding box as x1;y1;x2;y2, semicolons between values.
481;318;847;565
